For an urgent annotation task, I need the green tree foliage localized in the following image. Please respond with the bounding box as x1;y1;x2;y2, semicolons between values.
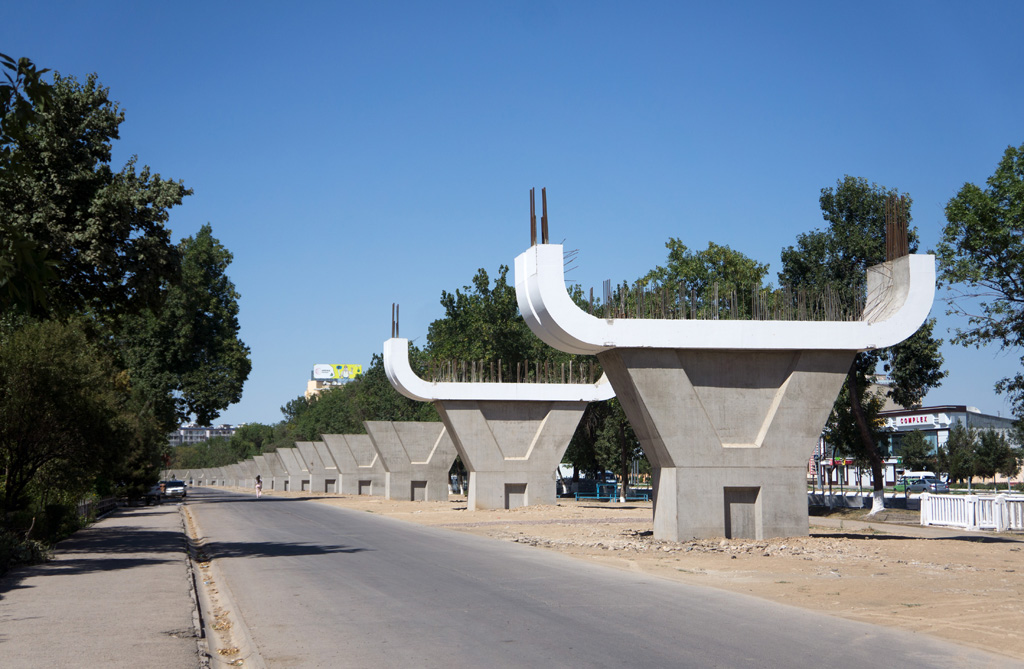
171;437;239;469
897;430;934;473
229;423;275;460
974;429;1020;489
1;53;52;169
0;319;126;516
427;265;563;364
646;239;770;292
592;399;643;481
780;177;946;509
1;60;247;549
0;54;55;315
937;422;977;488
641;239;770;318
0;72;190;319
937;142;1024;419
117;224;251;427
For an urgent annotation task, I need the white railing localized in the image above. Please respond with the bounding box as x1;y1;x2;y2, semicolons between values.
921;493;1024;531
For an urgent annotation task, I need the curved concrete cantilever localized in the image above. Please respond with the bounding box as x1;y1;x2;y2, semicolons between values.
383;337;615;403
514;244;936;355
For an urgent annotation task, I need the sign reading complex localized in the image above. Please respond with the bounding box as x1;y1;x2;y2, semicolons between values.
312;364;363;381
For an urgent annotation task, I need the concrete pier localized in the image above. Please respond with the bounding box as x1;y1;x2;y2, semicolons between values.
295;441;332;493
253;454;274;489
238;459;258;489
276;447;309;492
384;338;614;510
322;434;385;495
364;421;458;501
515;241;935;540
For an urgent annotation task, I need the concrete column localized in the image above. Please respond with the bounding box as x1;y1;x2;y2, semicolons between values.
383;338;614;511
434;400;588;509
364;421;458;501
262;451;290;491
245;460;262;489
515;241;935;539
598;347;851;540
253;455;273;490
346;434;386;496
276;448;308;492
312;441;341;493
295;441;331;493
322;434;385;495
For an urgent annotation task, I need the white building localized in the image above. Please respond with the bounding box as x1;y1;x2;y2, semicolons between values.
168;424;238;447
816;405;1018;487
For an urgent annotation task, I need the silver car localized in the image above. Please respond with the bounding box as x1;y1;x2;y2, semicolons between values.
905;476;949;493
162;480;187;499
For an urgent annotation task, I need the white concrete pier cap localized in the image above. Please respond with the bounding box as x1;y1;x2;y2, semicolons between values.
514;243;935;354
383;337;614;403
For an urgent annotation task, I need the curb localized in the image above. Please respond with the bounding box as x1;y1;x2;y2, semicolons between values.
182;505;266;669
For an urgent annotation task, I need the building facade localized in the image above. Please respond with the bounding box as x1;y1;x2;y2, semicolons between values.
168;424;238;447
816;405;1018;487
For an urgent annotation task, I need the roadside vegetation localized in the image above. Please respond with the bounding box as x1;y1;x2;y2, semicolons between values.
0;54;250;574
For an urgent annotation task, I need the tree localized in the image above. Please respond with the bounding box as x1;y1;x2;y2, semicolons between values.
643;239;770;318
0;54;55;315
0;71;190;319
780;176;946;514
937;141;1024;418
897;430;934;473
427;265;557;365
974;429;1019;490
0;319;125;517
938;422;977;489
228;423;276;461
1;53;52;170
117;224;251;428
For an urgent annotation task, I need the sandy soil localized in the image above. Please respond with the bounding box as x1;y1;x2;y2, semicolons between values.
252;489;1024;661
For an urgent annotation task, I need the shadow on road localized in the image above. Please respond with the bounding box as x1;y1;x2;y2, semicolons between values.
201;539;368;560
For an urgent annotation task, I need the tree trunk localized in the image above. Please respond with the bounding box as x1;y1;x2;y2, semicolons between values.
848;369;886;515
619;423;629;503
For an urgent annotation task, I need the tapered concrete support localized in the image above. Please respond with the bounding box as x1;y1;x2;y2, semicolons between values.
238;460;258;489
346;434;386;496
253;455;273;488
312;441;342;493
384;337;614;510
276;448;309;492
322;434;385;495
262;452;289;491
228;463;247;488
295;441;332;493
436;400;589;509
365;421;458;501
599;348;852;540
516;242;936;539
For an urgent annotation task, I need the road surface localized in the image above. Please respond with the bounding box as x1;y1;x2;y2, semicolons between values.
187;488;1014;668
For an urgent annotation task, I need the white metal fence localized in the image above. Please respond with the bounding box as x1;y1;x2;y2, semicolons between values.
920;493;1024;531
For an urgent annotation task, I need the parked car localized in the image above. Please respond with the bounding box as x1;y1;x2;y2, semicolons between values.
900;476;949;493
920;477;950;493
162;480;187;499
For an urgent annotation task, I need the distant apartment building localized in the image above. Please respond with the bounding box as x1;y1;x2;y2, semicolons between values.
168;424;238;447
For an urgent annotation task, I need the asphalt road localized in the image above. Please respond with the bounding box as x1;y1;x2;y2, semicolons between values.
187;488;1016;668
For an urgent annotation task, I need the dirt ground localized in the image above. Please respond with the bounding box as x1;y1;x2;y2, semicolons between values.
253;489;1024;661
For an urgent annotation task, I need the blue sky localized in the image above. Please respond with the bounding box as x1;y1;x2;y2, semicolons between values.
5;2;1024;424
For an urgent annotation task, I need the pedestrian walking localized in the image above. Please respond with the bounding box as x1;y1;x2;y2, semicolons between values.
255;474;263;498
